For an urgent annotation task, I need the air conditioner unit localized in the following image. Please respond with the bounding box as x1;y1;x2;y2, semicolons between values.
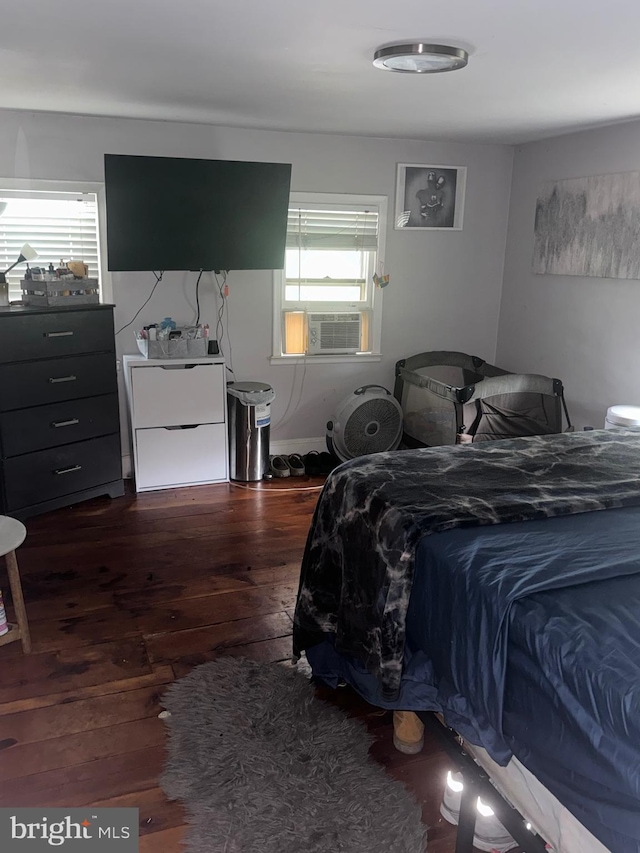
307;312;362;355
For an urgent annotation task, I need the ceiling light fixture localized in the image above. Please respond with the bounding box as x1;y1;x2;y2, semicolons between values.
373;43;468;74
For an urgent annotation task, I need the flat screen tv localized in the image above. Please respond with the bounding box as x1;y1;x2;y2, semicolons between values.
104;154;292;271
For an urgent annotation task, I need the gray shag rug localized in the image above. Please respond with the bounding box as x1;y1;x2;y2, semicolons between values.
161;657;427;853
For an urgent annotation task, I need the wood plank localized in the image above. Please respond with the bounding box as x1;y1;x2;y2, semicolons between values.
13;581;297;654
22;500;316;545
0;746;165;808
145;611;292;664
139;824;186;852
133;583;298;636
0;665;174;716
171;634;294;678
114;563;300;610
20;479;321;538
17;561;300;622
27;608;142;653
0;716;165;781
0;639;151;704
91;787;184;837
0;684;165;746
18;522;307;566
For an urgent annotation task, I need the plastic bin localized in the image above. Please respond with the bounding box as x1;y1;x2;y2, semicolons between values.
227;381;275;481
604;405;640;431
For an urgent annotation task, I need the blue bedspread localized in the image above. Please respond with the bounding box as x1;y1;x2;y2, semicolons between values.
307;506;640;852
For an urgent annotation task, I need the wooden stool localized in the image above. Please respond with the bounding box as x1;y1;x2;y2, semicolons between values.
0;516;31;654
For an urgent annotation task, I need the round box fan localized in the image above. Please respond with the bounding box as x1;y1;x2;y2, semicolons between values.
327;385;403;462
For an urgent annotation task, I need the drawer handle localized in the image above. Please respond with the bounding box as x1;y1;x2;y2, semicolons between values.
44;331;74;338
54;465;82;475
51;418;80;428
49;375;77;384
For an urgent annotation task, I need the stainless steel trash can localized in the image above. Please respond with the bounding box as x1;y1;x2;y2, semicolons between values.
227;381;275;481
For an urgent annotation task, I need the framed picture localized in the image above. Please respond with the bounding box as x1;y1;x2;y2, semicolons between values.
395;163;467;230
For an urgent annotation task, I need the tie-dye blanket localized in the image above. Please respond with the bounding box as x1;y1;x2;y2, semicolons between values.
293;430;640;697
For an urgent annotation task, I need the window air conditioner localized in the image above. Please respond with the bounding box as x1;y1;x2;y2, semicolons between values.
307;313;362;355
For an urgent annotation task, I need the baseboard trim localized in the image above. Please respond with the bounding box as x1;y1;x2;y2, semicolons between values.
270;436;327;456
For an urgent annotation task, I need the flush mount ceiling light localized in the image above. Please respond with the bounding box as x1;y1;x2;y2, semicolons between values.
373;43;468;74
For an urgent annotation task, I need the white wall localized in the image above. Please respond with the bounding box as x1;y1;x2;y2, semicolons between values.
0;110;513;447
497;119;640;430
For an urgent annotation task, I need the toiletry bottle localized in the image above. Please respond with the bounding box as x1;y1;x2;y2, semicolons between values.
0;589;8;636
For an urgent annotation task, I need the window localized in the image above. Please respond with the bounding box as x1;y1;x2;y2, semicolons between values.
272;192;386;361
0;190;101;302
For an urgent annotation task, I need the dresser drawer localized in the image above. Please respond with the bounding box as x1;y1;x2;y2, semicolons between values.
131;362;224;428
0;394;120;457
0;352;117;412
3;434;122;511
135;423;227;489
0;309;114;363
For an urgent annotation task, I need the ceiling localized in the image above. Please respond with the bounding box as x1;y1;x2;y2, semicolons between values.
3;0;640;144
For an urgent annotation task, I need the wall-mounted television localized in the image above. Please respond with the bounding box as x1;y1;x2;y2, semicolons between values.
104;154;292;272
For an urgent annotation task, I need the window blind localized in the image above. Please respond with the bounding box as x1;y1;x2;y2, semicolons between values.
286;205;379;251
0;193;100;301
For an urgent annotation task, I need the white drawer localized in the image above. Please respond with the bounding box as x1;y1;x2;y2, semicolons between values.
135;423;228;490
131;363;224;428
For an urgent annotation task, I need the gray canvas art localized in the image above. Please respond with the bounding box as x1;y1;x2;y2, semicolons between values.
532;171;640;279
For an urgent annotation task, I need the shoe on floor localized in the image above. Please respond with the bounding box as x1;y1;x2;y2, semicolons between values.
318;451;339;474
302;451;323;475
392;711;424;755
287;453;305;476
440;770;518;853
270;455;290;477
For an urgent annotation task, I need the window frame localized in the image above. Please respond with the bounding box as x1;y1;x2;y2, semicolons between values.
0;177;112;304
271;191;387;364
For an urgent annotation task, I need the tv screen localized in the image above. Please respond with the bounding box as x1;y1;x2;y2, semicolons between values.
104;154;292;271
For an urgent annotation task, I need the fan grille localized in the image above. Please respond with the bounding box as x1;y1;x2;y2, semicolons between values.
343;398;402;456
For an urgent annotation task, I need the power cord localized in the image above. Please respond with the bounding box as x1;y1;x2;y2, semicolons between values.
230;482;324;493
224;279;235;375
271;354;308;431
115;271;164;336
194;269;203;325
214;271;235;377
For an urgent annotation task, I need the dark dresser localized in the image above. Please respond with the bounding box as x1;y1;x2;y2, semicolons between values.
0;304;124;520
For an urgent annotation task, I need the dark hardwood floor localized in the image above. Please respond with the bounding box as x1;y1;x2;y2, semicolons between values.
0;477;460;852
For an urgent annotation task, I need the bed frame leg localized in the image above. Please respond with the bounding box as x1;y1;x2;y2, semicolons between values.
455;776;478;853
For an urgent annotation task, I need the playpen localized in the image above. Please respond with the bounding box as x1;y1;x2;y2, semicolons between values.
393;351;570;447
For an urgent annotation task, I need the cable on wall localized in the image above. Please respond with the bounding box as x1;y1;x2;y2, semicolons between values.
194;268;203;326
115;271;164;336
271;354;308;431
214;270;235;377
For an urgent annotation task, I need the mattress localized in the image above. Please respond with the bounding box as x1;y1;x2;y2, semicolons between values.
307;506;640;853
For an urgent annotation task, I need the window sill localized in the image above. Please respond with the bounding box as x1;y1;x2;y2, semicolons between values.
270;353;382;366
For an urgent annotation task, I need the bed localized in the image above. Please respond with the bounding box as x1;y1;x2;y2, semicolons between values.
293;430;640;853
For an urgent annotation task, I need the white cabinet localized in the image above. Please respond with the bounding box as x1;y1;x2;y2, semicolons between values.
123;355;228;491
